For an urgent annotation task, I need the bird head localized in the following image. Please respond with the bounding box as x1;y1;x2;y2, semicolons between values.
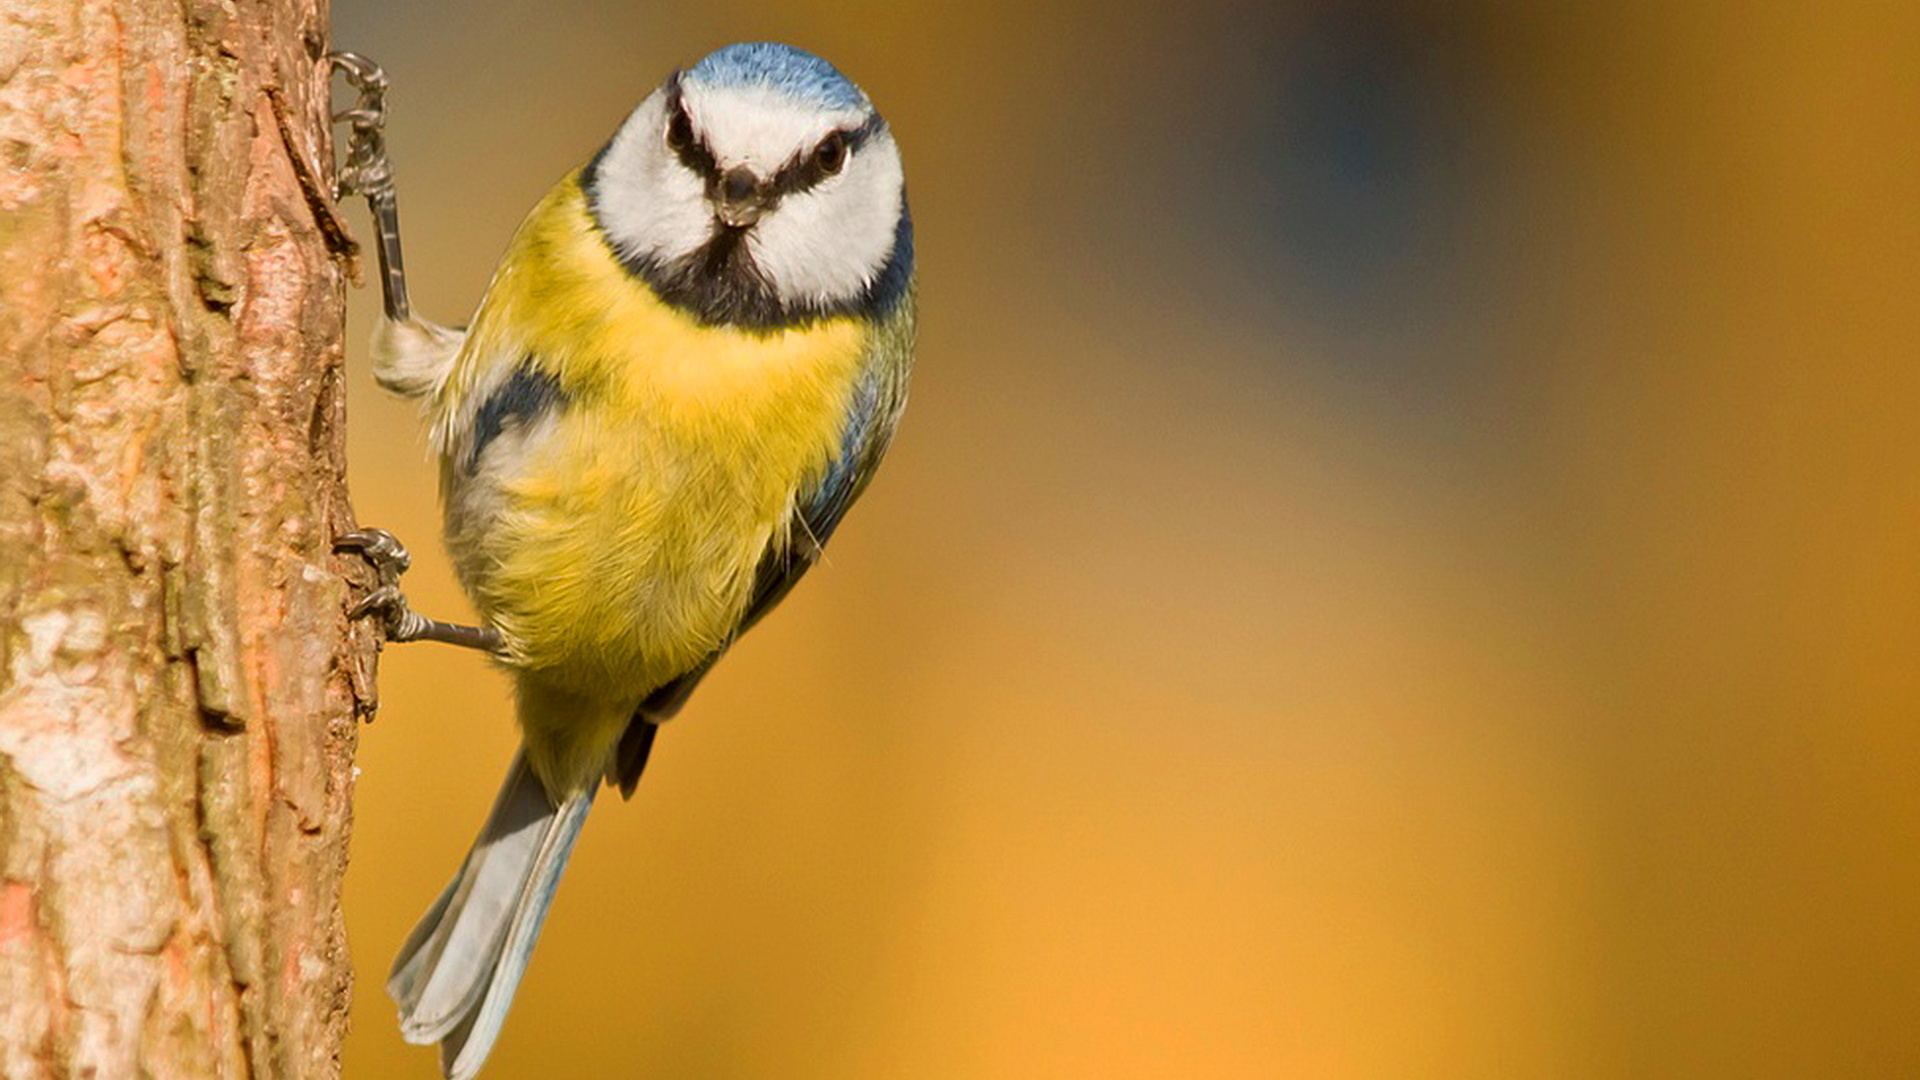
589;43;910;328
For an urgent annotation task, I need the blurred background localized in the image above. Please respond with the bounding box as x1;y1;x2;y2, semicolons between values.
329;1;1920;1076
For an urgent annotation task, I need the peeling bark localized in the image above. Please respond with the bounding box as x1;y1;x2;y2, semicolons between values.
0;2;374;1078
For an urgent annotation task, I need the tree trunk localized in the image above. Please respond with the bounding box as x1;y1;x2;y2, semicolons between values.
0;1;374;1078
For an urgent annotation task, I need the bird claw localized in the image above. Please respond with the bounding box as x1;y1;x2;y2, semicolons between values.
328;51;395;201
348;583;402;622
335;526;412;584
326;51;415;322
336;527;430;641
345;584;432;643
329;51;389;97
336;528;501;651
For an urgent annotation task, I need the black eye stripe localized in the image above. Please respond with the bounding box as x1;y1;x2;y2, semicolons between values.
663;75;720;180
663;76;886;198
768;115;885;197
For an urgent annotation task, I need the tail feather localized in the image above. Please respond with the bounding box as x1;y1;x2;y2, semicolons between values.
389;753;594;1078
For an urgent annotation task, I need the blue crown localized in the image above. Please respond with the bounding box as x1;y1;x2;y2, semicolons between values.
685;43;868;111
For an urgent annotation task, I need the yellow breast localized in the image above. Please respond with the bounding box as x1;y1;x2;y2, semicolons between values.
439;175;867;705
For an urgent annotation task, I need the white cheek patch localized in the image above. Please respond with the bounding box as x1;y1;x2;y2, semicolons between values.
749;134;905;307
593;92;711;267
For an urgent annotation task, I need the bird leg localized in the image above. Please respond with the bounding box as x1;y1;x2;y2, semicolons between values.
336;528;504;653
329;61;486;653
329;51;413;322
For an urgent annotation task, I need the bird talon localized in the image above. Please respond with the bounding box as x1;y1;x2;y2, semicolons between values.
335;526;412;583
327;51;395;201
329;51;389;94
348;584;402;622
344;583;434;643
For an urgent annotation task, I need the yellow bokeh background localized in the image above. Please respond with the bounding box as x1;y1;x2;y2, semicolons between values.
332;1;1920;1077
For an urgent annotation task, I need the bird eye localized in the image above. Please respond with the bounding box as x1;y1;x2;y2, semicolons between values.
666;106;695;152
814;132;848;176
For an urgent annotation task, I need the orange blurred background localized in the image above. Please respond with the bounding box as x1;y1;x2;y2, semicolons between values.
329;1;1920;1077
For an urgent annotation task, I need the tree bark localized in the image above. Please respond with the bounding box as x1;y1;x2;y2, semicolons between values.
0;2;374;1078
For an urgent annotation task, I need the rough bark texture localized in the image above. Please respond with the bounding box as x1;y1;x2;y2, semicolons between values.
0;1;374;1078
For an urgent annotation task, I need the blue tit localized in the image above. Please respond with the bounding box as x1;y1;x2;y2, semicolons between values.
332;41;913;1079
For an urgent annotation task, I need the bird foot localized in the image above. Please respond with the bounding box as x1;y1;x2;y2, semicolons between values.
336;527;506;653
336;527;426;641
328;51;415;321
328;52;395;202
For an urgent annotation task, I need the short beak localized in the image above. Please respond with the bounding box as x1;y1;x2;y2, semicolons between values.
713;165;769;229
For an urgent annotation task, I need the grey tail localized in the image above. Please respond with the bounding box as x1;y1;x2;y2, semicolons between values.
388;753;594;1079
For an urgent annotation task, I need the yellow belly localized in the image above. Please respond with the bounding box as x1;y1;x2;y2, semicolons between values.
434;175;867;758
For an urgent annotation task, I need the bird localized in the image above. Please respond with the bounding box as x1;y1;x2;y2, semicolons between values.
329;42;914;1078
